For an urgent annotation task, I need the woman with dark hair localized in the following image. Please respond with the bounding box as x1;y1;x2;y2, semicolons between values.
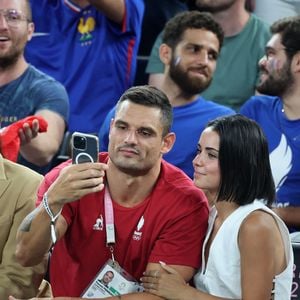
142;114;293;299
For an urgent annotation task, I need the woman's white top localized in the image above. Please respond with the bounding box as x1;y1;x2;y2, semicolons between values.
194;200;293;299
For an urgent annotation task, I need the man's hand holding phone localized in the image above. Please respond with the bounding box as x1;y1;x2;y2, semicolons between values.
46;162;108;208
45;132;107;209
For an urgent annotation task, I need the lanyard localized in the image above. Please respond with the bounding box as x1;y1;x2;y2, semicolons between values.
104;188;116;261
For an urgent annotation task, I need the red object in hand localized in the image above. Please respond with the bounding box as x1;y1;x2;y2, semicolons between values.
0;116;48;162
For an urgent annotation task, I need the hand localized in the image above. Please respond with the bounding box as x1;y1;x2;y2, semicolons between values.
141;263;188;300
47;162;108;207
19;119;39;145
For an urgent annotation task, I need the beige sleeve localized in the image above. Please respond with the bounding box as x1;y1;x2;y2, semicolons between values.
0;173;47;299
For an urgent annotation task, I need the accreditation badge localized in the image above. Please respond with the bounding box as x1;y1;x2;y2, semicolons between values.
82;259;144;298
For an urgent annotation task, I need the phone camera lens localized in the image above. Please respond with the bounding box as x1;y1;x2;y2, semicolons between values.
74;136;87;150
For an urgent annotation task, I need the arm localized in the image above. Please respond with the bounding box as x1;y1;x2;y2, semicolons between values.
141;264;232;300
272;206;300;229
9;263;200;300
239;211;286;300
141;211;286;300
88;0;125;24
0;174;46;299
19;110;66;166
15;162;107;266
103;265;192;300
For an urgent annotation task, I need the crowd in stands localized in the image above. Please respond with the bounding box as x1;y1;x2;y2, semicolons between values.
99;11;234;178
0;0;299;299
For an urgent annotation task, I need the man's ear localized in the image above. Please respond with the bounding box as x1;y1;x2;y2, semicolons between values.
27;22;34;42
108;118;114;139
292;51;300;73
161;132;176;155
159;43;172;66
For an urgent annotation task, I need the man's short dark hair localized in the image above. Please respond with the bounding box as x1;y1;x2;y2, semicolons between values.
116;85;173;137
206;114;275;206
271;16;300;60
162;11;224;51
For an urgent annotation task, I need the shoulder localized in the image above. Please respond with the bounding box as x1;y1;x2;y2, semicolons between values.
27;66;68;97
240;95;279;114
243;14;270;49
43;159;71;186
239;208;279;247
244;94;276;105
2;157;43;184
249;13;270;33
203;99;235;113
197;98;235;118
1;158;43;207
25;66;69;116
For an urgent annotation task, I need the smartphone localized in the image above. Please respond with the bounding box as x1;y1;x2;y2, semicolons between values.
71;132;99;164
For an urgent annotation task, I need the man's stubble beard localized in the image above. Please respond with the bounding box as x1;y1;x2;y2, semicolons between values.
169;55;212;96
0;51;20;69
257;60;294;97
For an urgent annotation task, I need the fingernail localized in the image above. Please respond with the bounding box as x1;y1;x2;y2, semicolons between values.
159;261;166;266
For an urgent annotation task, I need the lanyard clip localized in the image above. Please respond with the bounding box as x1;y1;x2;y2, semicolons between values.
109;245;115;262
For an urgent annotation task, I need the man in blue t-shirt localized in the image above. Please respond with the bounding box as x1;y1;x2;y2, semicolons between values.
100;11;234;178
146;0;270;111
25;0;144;134
0;0;69;174
240;16;300;231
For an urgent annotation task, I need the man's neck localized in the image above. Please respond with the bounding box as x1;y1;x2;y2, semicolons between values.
161;75;199;107
105;159;161;207
212;2;250;37
0;57;28;87
282;85;300;120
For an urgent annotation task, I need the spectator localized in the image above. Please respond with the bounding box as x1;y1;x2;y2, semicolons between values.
141;114;293;299
254;0;300;25
100;11;234;179
25;0;144;134
13;85;209;298
0;141;48;299
146;0;270;111
0;0;69;174
240;16;300;231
